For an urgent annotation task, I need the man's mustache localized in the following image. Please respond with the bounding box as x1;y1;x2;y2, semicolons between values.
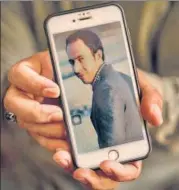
75;72;81;78
74;72;79;76
75;72;84;80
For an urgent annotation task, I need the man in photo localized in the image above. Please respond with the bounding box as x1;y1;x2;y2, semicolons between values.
66;30;143;148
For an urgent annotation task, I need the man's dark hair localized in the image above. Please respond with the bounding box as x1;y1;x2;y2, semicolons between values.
66;30;105;61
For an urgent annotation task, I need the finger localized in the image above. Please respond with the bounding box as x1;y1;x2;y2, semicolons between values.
100;161;142;182
73;168;118;190
37;51;54;80
53;149;74;172
8;51;60;98
4;86;63;123
29;132;70;152
18;120;66;139
141;87;163;126
138;70;163;126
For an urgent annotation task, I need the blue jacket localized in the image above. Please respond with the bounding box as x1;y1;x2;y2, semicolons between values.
90;64;144;148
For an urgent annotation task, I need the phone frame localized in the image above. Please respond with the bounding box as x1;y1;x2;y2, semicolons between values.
44;2;152;169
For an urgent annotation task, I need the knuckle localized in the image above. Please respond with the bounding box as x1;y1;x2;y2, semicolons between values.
8;63;22;82
7;64;16;82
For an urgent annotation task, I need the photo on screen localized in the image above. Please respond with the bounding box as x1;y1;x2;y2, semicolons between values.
53;21;144;154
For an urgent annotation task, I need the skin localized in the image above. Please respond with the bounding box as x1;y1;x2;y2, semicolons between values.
67;39;103;84
4;51;163;190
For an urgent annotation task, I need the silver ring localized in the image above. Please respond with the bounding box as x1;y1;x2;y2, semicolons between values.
5;111;17;123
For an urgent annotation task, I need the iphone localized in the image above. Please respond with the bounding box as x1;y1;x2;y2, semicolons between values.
44;2;151;169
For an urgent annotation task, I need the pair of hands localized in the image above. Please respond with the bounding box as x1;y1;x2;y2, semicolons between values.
4;51;163;190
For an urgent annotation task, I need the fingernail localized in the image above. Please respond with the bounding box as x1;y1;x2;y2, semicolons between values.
73;176;88;184
43;88;59;97
45;79;58;88
54;156;69;168
61;160;69;168
151;104;163;125
48;112;62;122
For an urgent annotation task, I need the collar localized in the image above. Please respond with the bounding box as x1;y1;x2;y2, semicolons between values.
92;63;105;90
92;63;111;91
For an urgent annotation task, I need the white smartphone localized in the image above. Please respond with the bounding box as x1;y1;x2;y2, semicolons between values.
44;2;151;169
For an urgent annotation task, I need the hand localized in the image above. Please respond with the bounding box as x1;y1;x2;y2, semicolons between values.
4;51;68;151
4;51;163;190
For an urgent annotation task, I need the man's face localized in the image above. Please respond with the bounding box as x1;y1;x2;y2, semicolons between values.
67;39;100;84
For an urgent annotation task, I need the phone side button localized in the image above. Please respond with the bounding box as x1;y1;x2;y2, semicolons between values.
108;150;119;161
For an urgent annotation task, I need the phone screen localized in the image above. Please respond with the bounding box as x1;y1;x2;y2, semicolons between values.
52;21;144;154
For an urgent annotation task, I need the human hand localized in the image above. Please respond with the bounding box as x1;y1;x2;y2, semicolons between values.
4;51;163;190
4;51;68;151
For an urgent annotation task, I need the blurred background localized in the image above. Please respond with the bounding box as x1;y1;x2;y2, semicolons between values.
1;1;179;190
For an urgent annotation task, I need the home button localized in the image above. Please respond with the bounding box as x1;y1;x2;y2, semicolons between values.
108;150;119;161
